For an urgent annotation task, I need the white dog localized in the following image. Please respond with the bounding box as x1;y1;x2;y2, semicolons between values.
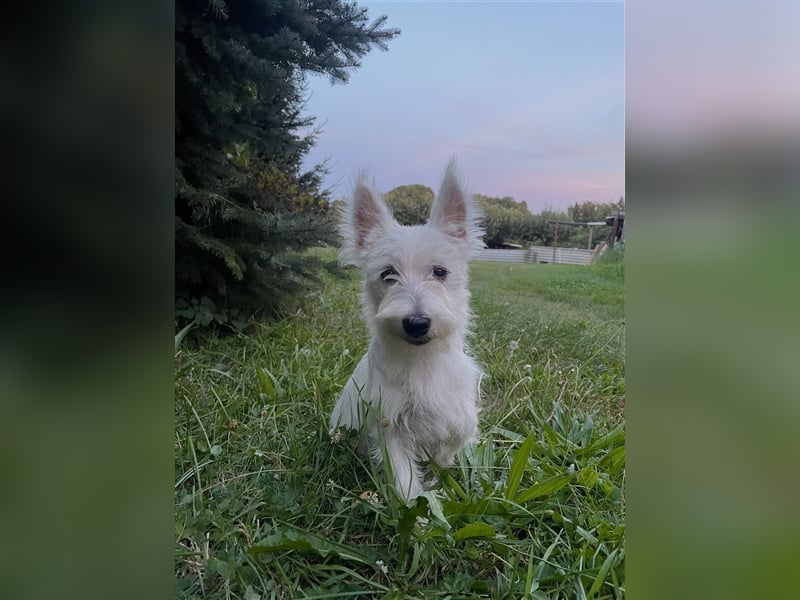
329;160;485;502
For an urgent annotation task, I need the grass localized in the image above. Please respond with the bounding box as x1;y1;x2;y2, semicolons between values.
175;249;625;599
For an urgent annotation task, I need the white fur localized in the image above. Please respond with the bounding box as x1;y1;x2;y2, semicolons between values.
330;160;485;502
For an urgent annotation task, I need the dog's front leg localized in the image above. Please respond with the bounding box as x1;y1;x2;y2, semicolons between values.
385;432;424;503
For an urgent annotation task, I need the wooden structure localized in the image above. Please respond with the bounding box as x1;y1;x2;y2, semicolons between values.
604;212;625;247
547;219;607;263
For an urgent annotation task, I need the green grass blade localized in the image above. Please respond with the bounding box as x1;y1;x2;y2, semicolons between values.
505;430;538;499
587;548;619;598
577;422;624;456
249;527;378;566
453;522;495;541
174;321;194;352
515;474;572;504
256;367;276;401
599;443;626;475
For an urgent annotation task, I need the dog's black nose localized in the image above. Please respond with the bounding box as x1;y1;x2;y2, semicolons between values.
402;315;431;338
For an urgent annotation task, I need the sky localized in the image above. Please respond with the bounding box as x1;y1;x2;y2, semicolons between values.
625;0;800;144
300;0;625;213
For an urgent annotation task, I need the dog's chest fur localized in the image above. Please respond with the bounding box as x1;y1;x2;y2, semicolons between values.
367;346;479;448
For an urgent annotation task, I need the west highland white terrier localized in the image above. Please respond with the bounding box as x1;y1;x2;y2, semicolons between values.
329;160;485;502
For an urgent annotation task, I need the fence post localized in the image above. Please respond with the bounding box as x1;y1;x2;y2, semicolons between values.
552;222;559;263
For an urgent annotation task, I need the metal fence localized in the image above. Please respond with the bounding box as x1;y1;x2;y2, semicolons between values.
476;246;597;266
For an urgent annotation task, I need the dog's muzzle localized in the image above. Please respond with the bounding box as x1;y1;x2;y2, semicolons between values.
402;315;431;344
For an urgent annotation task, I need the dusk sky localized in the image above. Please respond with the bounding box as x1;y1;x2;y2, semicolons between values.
301;0;624;213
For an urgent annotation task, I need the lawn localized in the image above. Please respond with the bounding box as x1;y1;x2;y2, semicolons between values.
175;249;625;599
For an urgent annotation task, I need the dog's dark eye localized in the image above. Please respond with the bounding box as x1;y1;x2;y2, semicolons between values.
380;267;398;283
432;266;448;280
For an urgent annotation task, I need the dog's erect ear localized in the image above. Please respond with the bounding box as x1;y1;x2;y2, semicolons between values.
429;159;485;251
339;176;394;265
352;181;391;246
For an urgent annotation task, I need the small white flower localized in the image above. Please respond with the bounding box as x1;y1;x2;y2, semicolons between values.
376;559;389;575
524;364;532;371
343;348;350;355
508;340;519;353
359;490;380;505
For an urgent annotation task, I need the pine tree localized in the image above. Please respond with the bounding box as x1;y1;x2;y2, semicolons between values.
176;0;399;328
